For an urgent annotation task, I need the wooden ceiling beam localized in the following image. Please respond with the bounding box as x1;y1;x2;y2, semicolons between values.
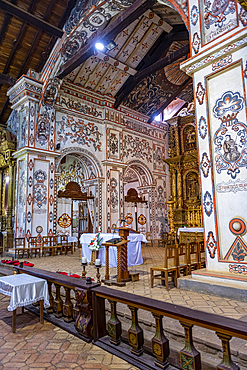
114;43;189;109
0;0;63;37
36;0;77;72
57;0;156;79
0;74;16;86
147;78;191;123
0;0;17;47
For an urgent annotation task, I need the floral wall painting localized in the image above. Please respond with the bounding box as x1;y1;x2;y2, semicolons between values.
33;170;47;209
213;91;247;180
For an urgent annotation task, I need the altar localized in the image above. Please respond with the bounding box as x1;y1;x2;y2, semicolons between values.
177;227;204;244
80;233;146;267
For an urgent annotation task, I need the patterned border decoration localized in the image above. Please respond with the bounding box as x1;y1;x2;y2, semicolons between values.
192;32;200;54
198;116;207;139
206;231;217;258
200;152;211;178
203;191;213;217
229;264;247;274
190;5;199;26
196;82;205;105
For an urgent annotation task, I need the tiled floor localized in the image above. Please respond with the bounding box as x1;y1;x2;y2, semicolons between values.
1;245;247;370
27;245;247;320
0;294;138;370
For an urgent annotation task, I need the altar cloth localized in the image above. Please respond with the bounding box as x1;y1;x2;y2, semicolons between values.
80;233;146;267
0;273;50;311
177;227;204;236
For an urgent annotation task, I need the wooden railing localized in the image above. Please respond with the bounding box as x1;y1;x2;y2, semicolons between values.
14;266;247;370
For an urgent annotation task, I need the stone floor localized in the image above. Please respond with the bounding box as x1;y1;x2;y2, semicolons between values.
24;245;247;320
0;294;138;370
1;245;247;370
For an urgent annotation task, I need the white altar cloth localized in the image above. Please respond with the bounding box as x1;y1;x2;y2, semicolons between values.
0;273;50;311
80;233;146;267
177;227;204;236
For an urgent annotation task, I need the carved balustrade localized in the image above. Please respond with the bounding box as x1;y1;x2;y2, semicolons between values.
13;266;246;370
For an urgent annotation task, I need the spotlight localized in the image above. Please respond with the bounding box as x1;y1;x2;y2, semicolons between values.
95;42;105;51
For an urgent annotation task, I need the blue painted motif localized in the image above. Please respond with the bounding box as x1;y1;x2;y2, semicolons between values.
213;91;247;179
27;211;32;223
34;170;47;208
28;176;33;187
49;212;53;222
203;191;213;217
198;116;207;139
204;0;236;30
190;5;199;26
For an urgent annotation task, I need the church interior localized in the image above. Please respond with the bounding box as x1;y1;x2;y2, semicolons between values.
0;0;247;369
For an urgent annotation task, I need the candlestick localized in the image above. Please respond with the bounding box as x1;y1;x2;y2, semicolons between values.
95;264;101;284
95;258;101;266
82;257;87;264
81;261;88;280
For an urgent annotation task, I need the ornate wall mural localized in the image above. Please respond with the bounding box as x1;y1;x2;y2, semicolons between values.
213;91;247;180
110;177;118;213
58;156;85;192
202;0;237;43
123;134;152;162
33;170;47;209
57;115;102;151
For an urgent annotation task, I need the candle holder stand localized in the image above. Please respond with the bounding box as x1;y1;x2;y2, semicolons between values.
81;262;88;280
95;264;101;285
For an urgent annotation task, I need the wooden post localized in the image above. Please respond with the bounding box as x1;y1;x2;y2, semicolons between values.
40;299;44;324
152;314;169;369
128;305;144;356
108;300;122;345
12;309;16;333
63;287;73;322
53;284;63;317
180;322;201;370
47;281;54;314
216;333;239;370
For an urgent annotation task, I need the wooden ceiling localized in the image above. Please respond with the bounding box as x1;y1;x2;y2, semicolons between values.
0;0;191;125
0;0;76;124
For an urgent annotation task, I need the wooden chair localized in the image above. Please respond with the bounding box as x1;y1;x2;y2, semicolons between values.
28;237;41;258
187;242;200;274
177;243;188;277
198;241;206;269
157;232;168;247
60;235;73;255
50;236;63;255
146;232;153;247
42;236;54;256
150;244;178;289
14;238;29;259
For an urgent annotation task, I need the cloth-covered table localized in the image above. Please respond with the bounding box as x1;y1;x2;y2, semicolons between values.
80;233;146;267
0;273;50;332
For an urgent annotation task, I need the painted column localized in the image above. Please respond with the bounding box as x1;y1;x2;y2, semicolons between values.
181;0;247;273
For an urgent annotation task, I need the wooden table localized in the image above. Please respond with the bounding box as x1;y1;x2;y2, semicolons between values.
0;273;49;332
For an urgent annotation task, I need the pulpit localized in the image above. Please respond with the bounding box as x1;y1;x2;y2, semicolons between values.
102;227;139;286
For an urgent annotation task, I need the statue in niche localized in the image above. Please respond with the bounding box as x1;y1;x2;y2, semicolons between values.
183;125;196;151
186;172;199;201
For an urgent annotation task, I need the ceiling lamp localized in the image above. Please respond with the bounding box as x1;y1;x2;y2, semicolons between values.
95;42;105;51
95;40;116;51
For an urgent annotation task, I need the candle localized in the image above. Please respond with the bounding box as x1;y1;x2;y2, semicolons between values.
95;258;101;266
82;257;87;264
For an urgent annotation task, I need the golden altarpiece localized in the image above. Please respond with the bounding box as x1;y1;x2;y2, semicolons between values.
165;110;203;232
0;126;16;253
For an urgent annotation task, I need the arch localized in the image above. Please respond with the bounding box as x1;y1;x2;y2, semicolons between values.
56;147;103;178
124;160;154;187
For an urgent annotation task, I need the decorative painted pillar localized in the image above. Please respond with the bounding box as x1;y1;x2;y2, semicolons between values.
181;0;247;273
177;164;183;209
6;158;14;249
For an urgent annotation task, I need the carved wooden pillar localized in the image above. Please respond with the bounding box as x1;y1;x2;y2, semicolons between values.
128;306;144;356
107;300;122;345
74;288;92;339
180;322;201;370
47;281;54;314
170;167;177;207
63;287;73;322
6;159;15;250
177;164;183;209
216;333;239;370
152;314;169;369
53;284;63;317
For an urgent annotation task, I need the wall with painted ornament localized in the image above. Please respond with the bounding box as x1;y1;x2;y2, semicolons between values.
182;14;247;273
